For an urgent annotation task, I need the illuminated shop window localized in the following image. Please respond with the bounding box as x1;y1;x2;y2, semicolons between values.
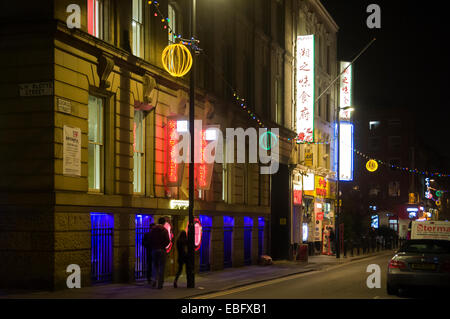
88;95;104;191
132;0;143;57
133;110;145;194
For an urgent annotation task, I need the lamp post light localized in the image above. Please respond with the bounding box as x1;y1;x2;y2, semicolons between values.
187;0;197;289
335;106;354;259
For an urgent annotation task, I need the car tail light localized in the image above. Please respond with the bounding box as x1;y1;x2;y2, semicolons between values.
441;262;450;273
389;260;406;269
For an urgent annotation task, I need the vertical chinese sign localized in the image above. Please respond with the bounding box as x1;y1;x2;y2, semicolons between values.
339;61;352;120
296;35;315;143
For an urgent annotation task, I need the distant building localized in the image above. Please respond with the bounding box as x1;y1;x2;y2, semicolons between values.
341;106;441;238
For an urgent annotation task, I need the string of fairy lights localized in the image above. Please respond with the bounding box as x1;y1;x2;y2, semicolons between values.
147;0;450;178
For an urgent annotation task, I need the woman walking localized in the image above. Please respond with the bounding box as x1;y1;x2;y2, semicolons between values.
174;230;188;288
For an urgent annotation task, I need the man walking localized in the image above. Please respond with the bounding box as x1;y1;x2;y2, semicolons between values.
148;217;171;289
143;223;155;285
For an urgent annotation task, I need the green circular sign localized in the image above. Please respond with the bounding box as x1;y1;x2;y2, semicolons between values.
259;131;278;151
436;191;442;197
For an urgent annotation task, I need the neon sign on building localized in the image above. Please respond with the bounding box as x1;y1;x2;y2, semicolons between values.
338;122;354;181
339;62;353;120
296;35;315;143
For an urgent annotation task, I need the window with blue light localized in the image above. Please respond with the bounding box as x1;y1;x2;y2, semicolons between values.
223;216;234;268
135;214;154;280
244;217;253;265
91;213;114;283
199;215;212;272
258;217;265;256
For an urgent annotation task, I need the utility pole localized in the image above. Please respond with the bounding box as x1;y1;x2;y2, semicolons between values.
187;0;197;289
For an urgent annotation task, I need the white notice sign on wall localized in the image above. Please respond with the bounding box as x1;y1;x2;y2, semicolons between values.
63;126;81;176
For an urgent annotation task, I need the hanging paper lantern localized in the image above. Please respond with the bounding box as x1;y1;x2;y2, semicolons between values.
161;43;193;77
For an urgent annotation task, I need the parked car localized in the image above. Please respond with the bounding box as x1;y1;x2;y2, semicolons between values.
387;239;450;295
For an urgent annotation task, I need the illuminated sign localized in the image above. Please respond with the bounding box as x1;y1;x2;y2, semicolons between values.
293;184;302;205
195;127;218;191
409;212;417;219
186;218;202;251
339;62;353;120
302;223;308;242
425;178;431;199
166;119;182;186
315;176;330;198
296;35;315;143
170;200;189;210
366;159;378;172
407;208;419;212
300;173;315;191
371;215;379;229
164;222;174;253
339;122;354;181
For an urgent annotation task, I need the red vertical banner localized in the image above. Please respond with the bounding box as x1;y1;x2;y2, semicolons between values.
87;0;94;36
166;119;183;186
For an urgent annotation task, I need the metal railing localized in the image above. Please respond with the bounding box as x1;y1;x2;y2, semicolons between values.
91;214;114;283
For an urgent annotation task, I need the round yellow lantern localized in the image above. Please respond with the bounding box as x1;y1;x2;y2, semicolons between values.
161;43;193;77
366;159;378;172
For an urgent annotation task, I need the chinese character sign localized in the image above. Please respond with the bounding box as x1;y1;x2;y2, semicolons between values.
339;61;352;120
296;35;315;142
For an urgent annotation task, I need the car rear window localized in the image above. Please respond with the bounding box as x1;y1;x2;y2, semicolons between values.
399;241;450;254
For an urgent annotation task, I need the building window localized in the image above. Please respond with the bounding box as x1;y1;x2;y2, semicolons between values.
168;4;176;43
133;110;145;194
388;136;402;151
88;95;104;191
88;0;107;39
369;121;380;130
369;184;381;197
275;79;284;125
368;137;380;151
132;0;143;57
388;181;401;197
326;94;330;122
389;219;398;232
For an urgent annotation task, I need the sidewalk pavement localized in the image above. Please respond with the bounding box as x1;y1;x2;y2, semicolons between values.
0;250;394;299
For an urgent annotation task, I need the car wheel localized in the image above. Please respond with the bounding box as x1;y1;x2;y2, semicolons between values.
387;283;398;295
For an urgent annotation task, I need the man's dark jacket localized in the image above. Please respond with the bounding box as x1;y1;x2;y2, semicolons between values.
147;224;170;251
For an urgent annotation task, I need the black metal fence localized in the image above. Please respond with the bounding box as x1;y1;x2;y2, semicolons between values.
91;214;114;283
342;235;404;257
135;215;153;280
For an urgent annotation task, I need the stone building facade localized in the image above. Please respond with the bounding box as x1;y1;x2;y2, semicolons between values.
0;0;304;290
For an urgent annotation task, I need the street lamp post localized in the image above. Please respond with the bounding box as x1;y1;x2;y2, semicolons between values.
187;0;197;289
335;106;354;259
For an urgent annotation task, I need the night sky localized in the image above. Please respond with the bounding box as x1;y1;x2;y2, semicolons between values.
321;0;450;161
